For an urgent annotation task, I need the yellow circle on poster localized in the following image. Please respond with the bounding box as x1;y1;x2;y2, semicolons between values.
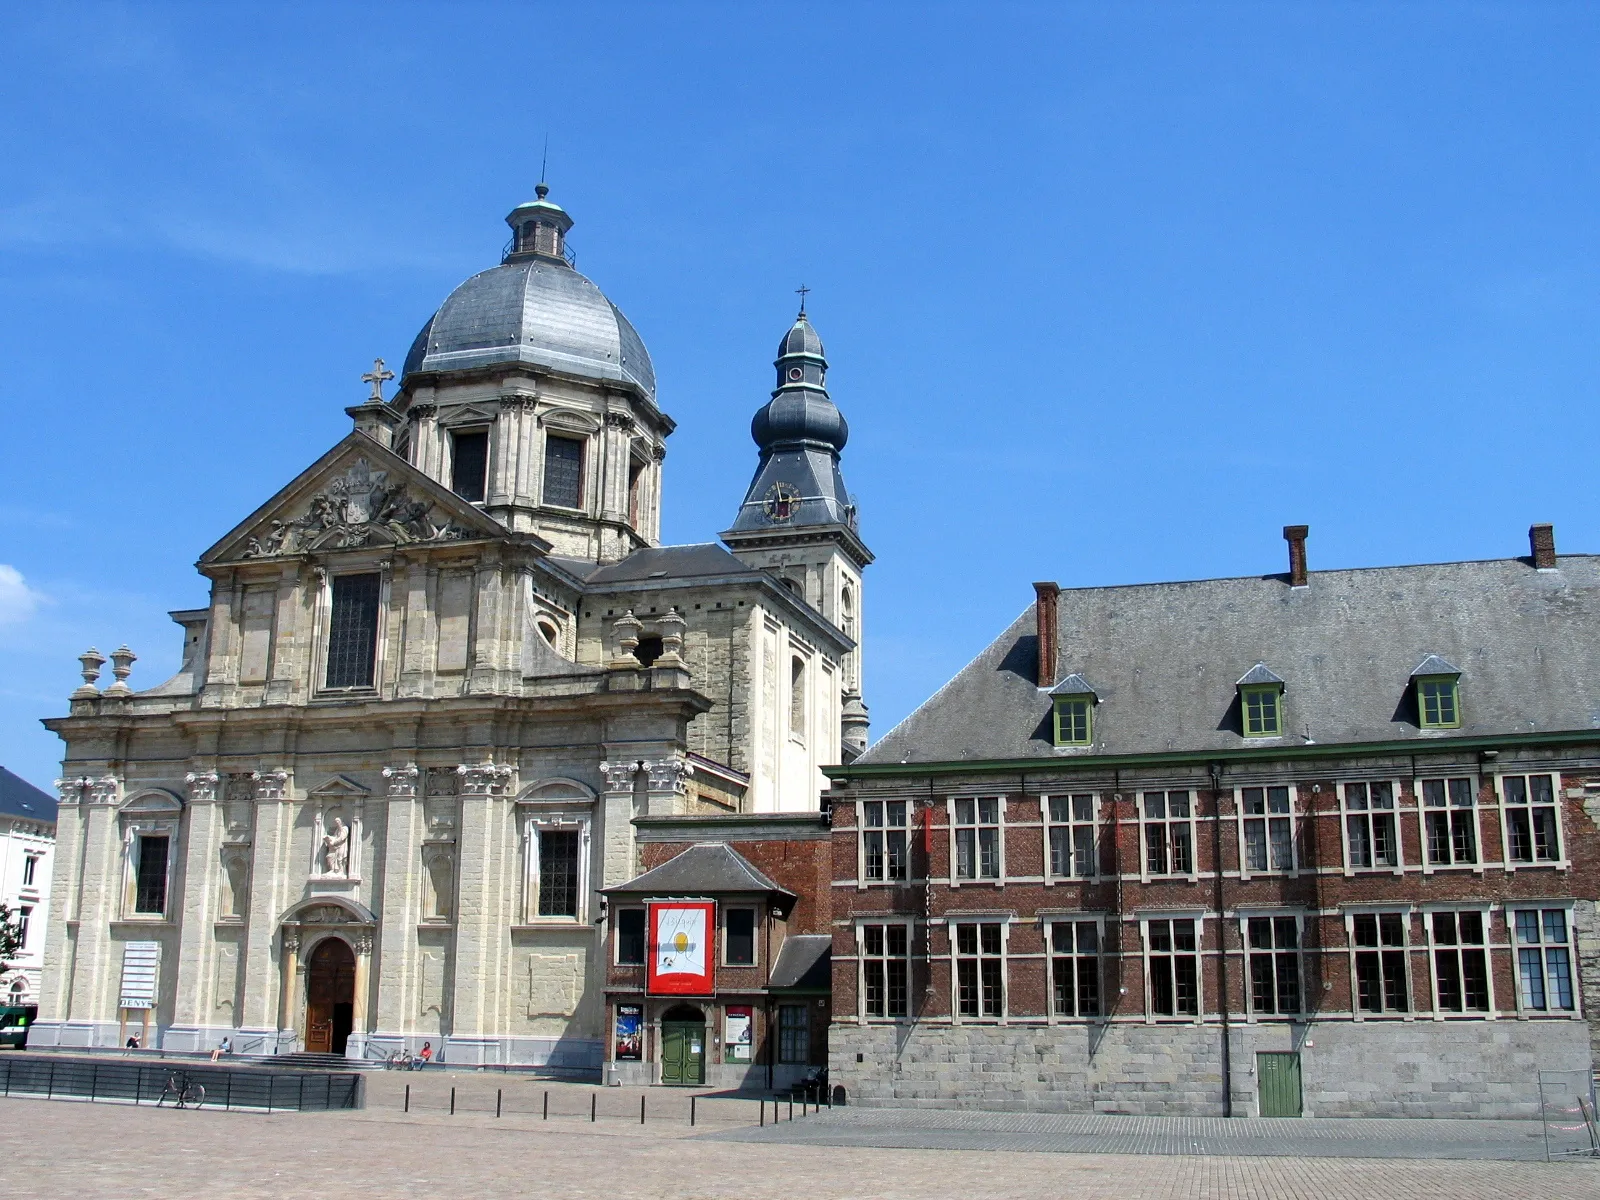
673;932;689;952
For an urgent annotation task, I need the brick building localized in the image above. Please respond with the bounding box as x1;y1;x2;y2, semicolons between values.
826;526;1599;1117
601;813;832;1089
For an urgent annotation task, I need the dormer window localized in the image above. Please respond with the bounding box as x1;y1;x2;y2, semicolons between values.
1411;656;1462;729
1236;664;1284;738
1049;674;1098;747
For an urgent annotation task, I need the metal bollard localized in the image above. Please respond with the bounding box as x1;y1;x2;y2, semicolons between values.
789;1094;794;1121
591;1093;596;1122
450;1086;456;1115
760;1097;765;1126
497;1088;503;1119
405;1083;410;1113
640;1094;646;1124
543;1090;548;1120
691;1095;697;1127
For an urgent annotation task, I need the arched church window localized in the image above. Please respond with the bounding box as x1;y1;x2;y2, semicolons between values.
627;456;646;529
790;657;806;739
537;620;560;648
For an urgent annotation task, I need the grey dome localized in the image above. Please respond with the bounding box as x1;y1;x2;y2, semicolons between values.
402;258;655;399
777;315;825;360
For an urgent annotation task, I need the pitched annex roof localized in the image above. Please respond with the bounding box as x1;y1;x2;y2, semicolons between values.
0;767;56;824
859;556;1600;765
768;935;831;990
552;543;761;586
601;842;794;898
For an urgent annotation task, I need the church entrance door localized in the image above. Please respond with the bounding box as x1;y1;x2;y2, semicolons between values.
305;938;356;1055
660;1005;706;1086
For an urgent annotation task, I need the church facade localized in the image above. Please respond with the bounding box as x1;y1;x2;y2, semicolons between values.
33;186;870;1068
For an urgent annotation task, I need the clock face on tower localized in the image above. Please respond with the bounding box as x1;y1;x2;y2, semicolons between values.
762;482;800;523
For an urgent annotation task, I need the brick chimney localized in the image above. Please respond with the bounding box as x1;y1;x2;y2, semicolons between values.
1033;582;1059;688
1283;525;1309;587
1530;523;1557;570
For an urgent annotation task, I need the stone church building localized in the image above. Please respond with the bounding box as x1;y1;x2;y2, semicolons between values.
33;186;871;1068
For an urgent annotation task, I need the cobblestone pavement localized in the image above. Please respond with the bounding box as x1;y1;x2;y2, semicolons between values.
5;1087;1600;1200
701;1105;1579;1160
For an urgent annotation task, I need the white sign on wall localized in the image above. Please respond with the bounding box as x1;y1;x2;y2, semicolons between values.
119;942;160;1010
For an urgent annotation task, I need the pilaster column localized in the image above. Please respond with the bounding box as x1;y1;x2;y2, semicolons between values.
277;929;299;1032
598;759;642;887
375;763;422;1038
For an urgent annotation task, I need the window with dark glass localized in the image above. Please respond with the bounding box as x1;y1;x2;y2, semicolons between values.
1241;786;1294;873
1353;912;1409;1013
1417;677;1460;728
325;573;381;689
1147;917;1199;1017
953;797;1000;880
954;923;1004;1018
134;835;170;915
1241;685;1282;737
16;906;30;947
450;429;489;502
1344;782;1399;869
1431;910;1490;1013
1047;795;1096;879
543;435;585;509
1501;774;1561;864
862;923;909;1018
1422;777;1478;866
778;1004;809;1063
1142;792;1193;876
537;829;580;918
861;800;908;882
1050;920;1101;1018
725;908;756;965
616;909;646;965
1513;909;1575;1012
22;856;36;887
1247;916;1301;1015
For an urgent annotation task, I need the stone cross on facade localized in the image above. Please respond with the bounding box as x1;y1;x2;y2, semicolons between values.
361;358;395;402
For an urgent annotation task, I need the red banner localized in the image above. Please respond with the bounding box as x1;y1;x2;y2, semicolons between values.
647;901;715;995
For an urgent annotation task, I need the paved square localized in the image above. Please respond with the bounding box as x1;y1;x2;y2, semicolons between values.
4;1074;1598;1200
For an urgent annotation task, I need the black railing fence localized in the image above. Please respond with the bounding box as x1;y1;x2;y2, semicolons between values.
0;1055;362;1112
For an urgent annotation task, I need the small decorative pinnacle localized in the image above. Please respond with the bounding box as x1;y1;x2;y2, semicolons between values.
535;182;550;200
361;358;395;402
795;283;810;315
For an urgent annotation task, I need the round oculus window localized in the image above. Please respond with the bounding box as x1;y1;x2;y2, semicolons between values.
787;366;804;381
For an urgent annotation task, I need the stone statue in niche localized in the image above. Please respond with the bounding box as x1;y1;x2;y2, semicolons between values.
321;817;350;876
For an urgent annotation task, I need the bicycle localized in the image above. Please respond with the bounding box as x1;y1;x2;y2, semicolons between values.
385;1050;418;1071
157;1071;205;1109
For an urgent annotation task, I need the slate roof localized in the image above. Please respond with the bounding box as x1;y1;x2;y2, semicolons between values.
0;767;57;825
553;543;762;587
859;556;1600;765
768;935;831;990
602;843;795;897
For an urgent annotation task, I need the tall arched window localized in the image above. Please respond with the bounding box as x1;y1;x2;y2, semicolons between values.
840;585;856;689
790;656;806;739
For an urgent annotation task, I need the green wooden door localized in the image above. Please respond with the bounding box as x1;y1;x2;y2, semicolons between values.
661;1022;705;1086
1257;1052;1303;1117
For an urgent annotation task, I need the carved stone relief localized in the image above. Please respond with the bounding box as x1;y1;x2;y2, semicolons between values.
240;457;475;558
644;757;690;795
599;760;641;793
382;763;420;799
252;770;289;802
184;771;219;803
458;761;515;797
425;767;460;798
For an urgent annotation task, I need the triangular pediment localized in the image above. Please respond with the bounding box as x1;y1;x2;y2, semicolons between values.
202;432;530;564
306;775;371;800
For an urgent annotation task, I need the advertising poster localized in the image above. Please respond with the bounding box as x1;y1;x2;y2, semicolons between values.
614;1004;642;1060
724;1006;752;1062
647;901;715;995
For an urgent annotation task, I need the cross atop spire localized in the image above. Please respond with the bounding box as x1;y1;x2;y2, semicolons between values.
361;358;395;403
795;283;809;315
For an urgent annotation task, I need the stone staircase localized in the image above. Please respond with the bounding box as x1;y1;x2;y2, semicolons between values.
269;1051;357;1071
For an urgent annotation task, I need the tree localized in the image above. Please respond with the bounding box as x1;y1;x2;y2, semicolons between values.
0;903;25;979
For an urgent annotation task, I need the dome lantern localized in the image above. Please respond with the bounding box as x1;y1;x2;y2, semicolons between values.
505;183;574;263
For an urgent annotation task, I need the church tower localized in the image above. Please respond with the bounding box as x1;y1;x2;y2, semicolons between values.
390;186;671;562
723;307;873;757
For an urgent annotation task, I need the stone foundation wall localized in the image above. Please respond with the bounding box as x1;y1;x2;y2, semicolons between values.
830;1018;1592;1118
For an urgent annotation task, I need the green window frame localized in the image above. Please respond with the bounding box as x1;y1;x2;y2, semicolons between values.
1417;677;1461;729
1053;697;1093;746
1240;685;1282;737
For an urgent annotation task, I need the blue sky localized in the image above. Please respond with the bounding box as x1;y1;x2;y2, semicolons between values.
2;3;1598;791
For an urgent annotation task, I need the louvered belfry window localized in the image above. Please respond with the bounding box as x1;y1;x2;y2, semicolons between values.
325;573;381;689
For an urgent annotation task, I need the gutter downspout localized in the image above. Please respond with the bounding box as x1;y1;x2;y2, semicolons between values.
1210;761;1233;1117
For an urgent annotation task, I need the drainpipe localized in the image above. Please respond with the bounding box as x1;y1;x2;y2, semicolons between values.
1210;761;1233;1117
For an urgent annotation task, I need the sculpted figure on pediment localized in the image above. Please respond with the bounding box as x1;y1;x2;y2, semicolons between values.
240;457;476;560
